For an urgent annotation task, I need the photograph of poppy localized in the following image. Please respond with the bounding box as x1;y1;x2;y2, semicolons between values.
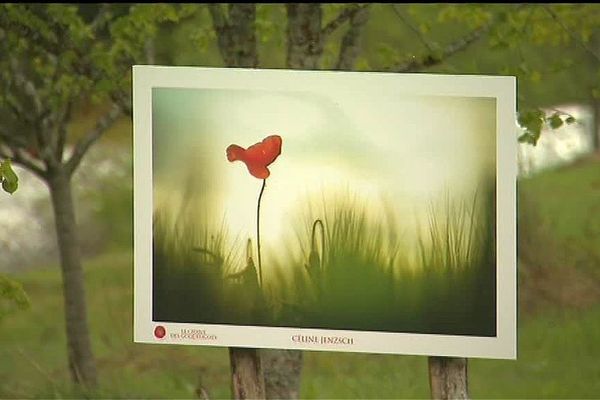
135;67;516;358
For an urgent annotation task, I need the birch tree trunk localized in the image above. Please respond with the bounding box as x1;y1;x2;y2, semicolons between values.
428;357;469;400
48;168;98;387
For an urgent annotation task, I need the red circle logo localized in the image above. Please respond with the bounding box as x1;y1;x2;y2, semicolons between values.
154;325;166;339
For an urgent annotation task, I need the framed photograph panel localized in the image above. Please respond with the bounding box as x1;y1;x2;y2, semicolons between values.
133;66;516;359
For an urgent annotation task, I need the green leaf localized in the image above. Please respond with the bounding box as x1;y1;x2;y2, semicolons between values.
518;132;538;145
0;159;18;194
548;113;563;130
565;116;576;124
0;274;30;322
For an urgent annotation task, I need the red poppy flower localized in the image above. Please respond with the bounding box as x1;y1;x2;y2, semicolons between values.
226;135;282;179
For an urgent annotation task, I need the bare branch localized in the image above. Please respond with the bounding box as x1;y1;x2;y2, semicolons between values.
65;104;121;175
392;5;434;52
390;23;492;73
144;38;156;65
109;91;132;118
543;5;600;63
321;4;369;40
336;6;370;70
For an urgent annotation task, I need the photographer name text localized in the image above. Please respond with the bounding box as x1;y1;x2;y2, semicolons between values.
291;334;354;345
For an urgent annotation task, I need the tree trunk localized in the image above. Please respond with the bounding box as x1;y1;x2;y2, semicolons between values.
262;349;303;399
592;97;600;153
229;347;266;399
428;357;468;400
286;4;323;69
209;4;258;68
48;169;97;387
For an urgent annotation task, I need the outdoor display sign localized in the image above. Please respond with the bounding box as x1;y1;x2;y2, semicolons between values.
133;66;517;359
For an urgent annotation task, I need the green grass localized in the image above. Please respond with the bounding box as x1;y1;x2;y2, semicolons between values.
151;180;497;336
520;157;600;246
153;187;496;336
270;189;495;336
0;251;232;400
1;250;599;398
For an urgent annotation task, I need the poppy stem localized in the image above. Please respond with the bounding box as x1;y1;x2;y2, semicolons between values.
256;179;267;287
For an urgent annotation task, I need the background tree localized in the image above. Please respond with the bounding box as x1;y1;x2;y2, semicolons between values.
0;4;183;387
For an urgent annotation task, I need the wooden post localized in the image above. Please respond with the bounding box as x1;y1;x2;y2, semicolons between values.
428;357;469;400
229;348;266;400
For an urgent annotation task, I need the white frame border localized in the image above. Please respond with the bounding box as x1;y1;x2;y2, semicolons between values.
133;66;517;360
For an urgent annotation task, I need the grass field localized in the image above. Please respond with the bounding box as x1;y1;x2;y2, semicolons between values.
1;156;599;399
153;188;496;336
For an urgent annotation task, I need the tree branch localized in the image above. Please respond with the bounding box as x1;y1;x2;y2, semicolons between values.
335;5;370;70
144;38;156;65
388;5;537;73
208;4;228;32
543;5;600;63
0;144;46;180
9;56;42;116
65;104;121;175
392;5;434;52
4;93;34;125
322;4;369;40
0;126;28;150
7;56;59;167
390;23;492;73
90;3;112;33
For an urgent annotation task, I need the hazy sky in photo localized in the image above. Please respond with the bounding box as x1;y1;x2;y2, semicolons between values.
153;88;496;266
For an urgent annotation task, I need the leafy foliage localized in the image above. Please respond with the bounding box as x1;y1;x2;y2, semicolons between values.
517;109;577;145
0;4;192;172
0;159;18;194
0;274;29;322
